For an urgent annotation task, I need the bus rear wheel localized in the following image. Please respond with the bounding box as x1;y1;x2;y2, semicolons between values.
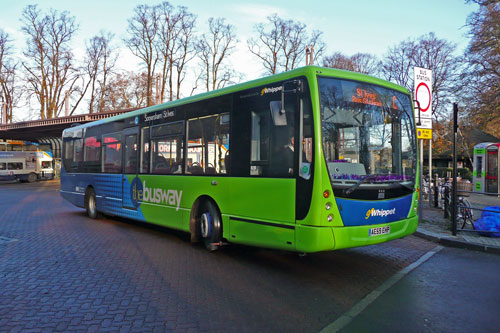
27;173;37;183
85;188;98;219
199;200;222;251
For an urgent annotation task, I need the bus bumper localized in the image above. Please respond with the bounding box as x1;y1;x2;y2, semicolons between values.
0;174;16;181
41;172;54;179
295;216;418;253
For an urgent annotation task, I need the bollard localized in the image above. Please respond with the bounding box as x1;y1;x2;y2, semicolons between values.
444;184;449;219
434;174;439;208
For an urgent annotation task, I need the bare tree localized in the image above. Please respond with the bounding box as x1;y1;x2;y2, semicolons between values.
196;17;237;92
125;4;160;107
280;18;307;71
66;32;117;115
0;29;17;123
129;2;197;103
460;0;500;136
86;32;117;113
380;39;416;90
248;14;283;75
171;6;196;100
308;30;326;65
248;14;325;75
21;5;80;119
156;1;181;103
323;52;379;75
323;52;352;71
381;33;459;119
100;71;148;110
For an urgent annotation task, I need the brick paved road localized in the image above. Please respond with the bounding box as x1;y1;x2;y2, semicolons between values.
0;180;436;332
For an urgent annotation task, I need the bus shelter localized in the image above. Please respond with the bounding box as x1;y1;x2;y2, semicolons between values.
473;142;500;194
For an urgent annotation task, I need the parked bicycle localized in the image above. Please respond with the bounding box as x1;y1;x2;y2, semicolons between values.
441;180;475;230
457;196;474;230
422;177;430;201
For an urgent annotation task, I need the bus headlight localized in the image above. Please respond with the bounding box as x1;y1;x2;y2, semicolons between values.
327;214;333;222
325;202;332;210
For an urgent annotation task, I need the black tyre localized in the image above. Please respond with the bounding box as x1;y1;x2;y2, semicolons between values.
85;188;98;219
460;199;474;229
199;200;222;251
27;172;37;183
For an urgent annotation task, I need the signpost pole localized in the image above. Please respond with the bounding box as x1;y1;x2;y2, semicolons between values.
429;139;432;207
414;67;433;221
419;139;423;222
452;103;458;236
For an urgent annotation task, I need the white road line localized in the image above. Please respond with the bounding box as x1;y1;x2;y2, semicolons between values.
319;245;443;333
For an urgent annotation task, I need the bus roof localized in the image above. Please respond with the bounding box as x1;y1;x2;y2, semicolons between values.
64;66;410;133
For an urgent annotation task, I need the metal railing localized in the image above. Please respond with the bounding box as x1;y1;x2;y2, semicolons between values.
422;176;500;236
444;186;500;235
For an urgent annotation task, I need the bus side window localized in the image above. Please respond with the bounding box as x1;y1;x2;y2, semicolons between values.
151;137;183;174
8;162;23;170
217;113;230;175
250;111;270;176
141;127;150;173
124;134;138;174
84;136;101;162
63;139;74;171
72;139;83;170
102;133;122;173
0;162;6;170
84;136;101;173
186;114;229;175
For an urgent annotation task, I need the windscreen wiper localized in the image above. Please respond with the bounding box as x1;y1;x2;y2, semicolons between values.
343;174;386;196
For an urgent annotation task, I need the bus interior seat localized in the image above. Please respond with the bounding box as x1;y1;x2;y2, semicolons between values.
190;165;204;175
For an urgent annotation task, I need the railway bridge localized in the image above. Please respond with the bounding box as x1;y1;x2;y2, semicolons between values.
0;109;137;159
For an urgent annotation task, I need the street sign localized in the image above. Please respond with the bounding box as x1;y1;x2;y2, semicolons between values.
417;128;432;139
416;117;432;130
414;67;432;131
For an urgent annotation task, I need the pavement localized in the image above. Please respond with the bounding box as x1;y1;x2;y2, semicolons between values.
416;196;500;254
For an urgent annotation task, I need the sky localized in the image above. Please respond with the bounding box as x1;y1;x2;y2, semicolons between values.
1;0;478;117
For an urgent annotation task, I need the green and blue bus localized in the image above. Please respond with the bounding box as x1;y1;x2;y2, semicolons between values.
60;66;419;252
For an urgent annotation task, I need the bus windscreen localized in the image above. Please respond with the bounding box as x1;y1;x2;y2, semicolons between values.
319;77;417;197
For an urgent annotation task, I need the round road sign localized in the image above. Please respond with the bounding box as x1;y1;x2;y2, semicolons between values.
416;82;431;112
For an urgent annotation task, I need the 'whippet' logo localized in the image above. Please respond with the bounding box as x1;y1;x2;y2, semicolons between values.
365;208;396;220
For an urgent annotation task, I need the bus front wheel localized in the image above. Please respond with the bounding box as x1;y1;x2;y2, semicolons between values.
199;200;222;251
85;188;98;219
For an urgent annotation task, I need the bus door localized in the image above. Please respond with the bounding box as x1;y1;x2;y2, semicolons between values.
122;127;139;209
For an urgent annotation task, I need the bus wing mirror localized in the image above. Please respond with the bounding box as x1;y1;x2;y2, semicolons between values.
270;101;287;126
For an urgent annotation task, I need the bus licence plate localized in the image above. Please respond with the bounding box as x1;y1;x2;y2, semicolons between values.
369;226;390;236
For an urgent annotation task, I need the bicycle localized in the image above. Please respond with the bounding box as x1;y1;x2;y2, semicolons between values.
457;196;475;229
441;181;475;230
422;178;430;201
